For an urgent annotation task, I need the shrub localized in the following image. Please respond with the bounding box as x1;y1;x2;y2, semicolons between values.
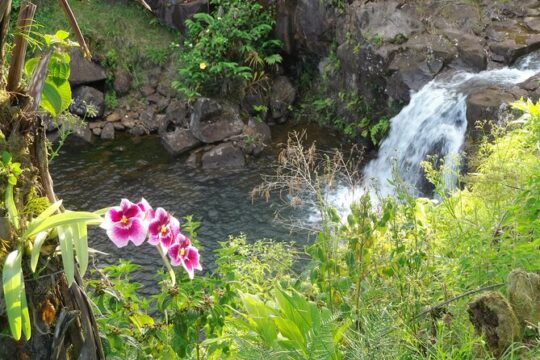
172;0;282;98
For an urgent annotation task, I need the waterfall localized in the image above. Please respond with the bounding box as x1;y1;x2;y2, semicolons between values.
326;52;540;215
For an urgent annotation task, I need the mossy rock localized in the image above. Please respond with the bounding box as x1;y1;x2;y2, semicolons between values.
468;291;521;357
507;269;540;328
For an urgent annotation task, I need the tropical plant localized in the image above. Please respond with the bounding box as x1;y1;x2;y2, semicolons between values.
172;0;282;98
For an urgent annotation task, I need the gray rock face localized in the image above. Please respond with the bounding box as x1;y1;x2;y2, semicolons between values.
114;69;132;96
270;76;296;120
70;86;105;118
69;49;107;86
161;128;201;156
190;100;244;143
101;122;115;140
201;142;245;169
146;0;208;33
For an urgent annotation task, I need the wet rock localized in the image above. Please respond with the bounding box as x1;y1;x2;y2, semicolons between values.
106;112;121;122
113;122;125;131
121;117;136;129
186;148;204;168
101;123;115;140
140;84;156;97
269;76;296;121
466;86;517;126
191;97;222;122
68;49;107;86
128;124;147;137
162;98;189;132
190;102;244;143
88;121;104;130
161;128;201;156
92;127;102;136
446;31;487;72
70;86;105;118
242;118;271;155
468;292;521;358
488;20;540;64
201;142;245;169
139;109;161;133
113;69;132;96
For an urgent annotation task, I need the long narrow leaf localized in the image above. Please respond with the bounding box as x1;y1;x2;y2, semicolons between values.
24;200;62;236
2;250;23;340
5;184;19;229
58;225;75;286
30;231;49;272
23;211;100;239
20;278;31;340
73;222;88;277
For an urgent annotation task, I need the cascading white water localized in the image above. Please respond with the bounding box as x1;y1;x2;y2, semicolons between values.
327;52;540;215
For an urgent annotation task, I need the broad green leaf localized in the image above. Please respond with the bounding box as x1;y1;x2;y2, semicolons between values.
30;231;49;272
23;210;101;239
24;57;39;77
129;313;155;332
58;225;75;286
55;30;70;41
49;55;71;86
40;81;62;117
55;80;72;115
2;150;11;164
24;200;63;237
274;317;305;347
74;222;89;277
5;184;19;230
2;250;23;340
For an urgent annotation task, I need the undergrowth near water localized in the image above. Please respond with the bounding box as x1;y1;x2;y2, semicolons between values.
87;98;540;359
34;0;177;79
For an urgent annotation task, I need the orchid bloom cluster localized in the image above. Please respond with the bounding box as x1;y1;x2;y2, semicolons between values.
100;199;202;279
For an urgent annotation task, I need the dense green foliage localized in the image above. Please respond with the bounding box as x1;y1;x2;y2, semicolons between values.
86;100;540;358
172;0;282;98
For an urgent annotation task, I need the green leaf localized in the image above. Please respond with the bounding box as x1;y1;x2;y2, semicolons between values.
56;80;72;115
20;278;31;340
5;184;19;229
40;81;62;117
23;210;101;240
274;317;305;347
73;222;89;277
24;200;63;237
2;250;24;340
55;30;70;41
30;231;49;272
58;225;75;286
24;57;39;77
2;150;11;165
129;313;155;332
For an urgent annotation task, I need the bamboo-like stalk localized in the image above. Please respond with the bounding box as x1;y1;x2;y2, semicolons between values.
6;0;35;92
0;0;12;70
57;0;91;60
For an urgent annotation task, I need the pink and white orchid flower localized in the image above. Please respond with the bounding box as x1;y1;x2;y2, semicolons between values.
148;207;180;248
100;199;148;248
168;233;202;279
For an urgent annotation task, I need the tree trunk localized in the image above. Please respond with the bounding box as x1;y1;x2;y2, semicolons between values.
0;2;104;359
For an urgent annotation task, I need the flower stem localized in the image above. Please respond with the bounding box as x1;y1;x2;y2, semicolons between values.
156;245;176;286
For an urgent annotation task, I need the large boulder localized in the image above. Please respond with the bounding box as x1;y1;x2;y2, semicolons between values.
466;87;517;127
269;76;296;121
487;20;540;64
201;142;245;169
190;100;244;143
70;86;105;118
113;69;132;96
68;49;107;86
161;128;201;156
